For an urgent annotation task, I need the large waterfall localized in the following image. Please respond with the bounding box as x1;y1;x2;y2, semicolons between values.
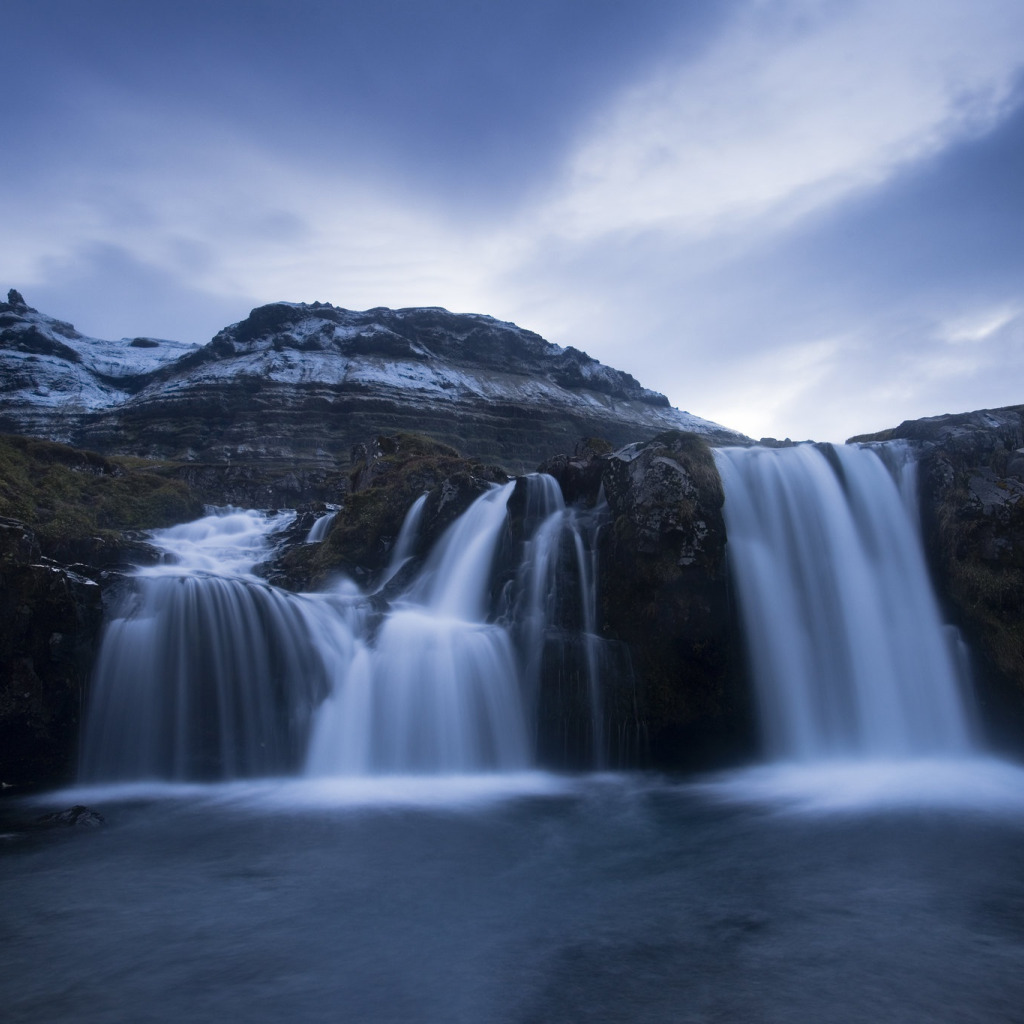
714;443;973;761
81;477;605;781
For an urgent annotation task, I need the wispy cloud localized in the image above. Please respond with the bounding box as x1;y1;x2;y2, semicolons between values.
539;0;1024;246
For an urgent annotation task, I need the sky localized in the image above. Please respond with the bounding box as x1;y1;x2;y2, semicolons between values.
3;0;1023;442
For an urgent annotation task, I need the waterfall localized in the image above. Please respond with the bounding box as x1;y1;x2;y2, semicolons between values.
305;509;338;544
82;475;608;781
307;482;530;774
374;491;428;589
509;476;608;767
714;443;973;761
80;511;346;780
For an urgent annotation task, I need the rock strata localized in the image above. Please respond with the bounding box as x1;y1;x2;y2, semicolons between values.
1;294;746;474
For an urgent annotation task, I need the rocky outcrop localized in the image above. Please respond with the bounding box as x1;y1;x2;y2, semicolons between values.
1;294;746;475
271;430;752;770
541;432;753;769
270;433;509;590
852;406;1024;751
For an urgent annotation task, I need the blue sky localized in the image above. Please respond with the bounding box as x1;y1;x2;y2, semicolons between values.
4;0;1023;441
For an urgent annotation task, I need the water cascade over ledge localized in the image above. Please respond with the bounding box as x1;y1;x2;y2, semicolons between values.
714;443;974;761
81;476;607;781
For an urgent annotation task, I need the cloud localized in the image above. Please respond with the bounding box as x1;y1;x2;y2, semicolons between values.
4;0;1024;442
538;0;1024;245
26;244;254;344
939;305;1021;345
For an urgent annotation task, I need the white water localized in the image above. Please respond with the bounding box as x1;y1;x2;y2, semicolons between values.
82;478;607;780
374;491;428;589
80;510;345;780
305;509;338;543
508;477;607;763
715;443;973;761
307;482;529;774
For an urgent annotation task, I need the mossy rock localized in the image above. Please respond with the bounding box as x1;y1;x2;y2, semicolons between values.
0;433;203;558
277;433;509;587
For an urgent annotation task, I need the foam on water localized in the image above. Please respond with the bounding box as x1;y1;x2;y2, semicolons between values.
696;757;1024;815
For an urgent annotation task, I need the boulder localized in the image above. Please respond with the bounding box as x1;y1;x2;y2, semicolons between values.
541;431;754;769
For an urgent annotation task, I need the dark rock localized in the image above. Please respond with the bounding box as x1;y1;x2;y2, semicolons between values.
0;517;41;564
35;804;105;828
540;431;754;770
0;544;104;786
171;461;350;509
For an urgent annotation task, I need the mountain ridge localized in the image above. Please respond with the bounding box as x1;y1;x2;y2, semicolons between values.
0;290;747;471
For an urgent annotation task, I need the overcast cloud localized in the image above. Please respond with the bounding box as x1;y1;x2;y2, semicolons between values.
3;0;1022;441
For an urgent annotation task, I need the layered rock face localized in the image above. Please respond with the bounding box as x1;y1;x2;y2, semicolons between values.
0;292;744;475
853;406;1024;750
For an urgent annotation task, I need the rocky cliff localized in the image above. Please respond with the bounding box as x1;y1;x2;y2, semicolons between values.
0;518;103;786
0;291;745;476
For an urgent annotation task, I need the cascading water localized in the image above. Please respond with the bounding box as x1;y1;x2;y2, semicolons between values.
374;491;428;590
80;511;342;780
305;509;338;544
714;443;973;761
81;475;607;781
507;477;608;766
307;482;529;774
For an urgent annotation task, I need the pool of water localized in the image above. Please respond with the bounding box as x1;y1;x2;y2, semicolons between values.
3;764;1024;1023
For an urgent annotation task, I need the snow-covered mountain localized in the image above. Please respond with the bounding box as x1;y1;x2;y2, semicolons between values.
0;290;745;470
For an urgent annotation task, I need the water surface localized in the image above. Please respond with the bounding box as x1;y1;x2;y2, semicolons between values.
4;767;1024;1023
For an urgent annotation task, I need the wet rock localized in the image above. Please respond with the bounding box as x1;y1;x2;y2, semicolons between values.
35;804;106;828
542;431;754;770
0;542;104;786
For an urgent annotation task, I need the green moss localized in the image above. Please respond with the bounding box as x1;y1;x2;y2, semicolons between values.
0;433;203;551
275;433;506;584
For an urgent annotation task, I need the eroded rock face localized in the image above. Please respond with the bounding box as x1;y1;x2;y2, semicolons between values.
541;432;754;769
853;406;1024;751
0;296;746;474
